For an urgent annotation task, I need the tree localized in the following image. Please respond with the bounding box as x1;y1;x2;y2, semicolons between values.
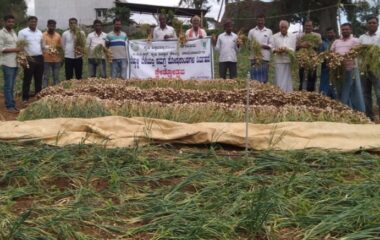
276;0;376;35
0;0;27;27
275;0;340;33
106;5;133;25
344;0;377;35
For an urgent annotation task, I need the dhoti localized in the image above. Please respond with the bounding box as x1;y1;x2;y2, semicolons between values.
275;63;293;92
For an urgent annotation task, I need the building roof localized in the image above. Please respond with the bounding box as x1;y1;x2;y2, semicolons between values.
115;2;209;17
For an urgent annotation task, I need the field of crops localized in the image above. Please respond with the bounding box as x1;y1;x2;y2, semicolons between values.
1;142;380;239
19;78;369;124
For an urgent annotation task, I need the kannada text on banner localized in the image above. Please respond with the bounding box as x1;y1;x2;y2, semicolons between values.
128;38;214;80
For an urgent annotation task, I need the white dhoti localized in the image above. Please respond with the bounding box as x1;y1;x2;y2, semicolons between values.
274;63;293;92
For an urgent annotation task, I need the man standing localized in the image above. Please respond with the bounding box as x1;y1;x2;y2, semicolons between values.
106;18;128;79
247;14;272;83
272;20;296;92
42;19;62;88
185;15;207;40
0;15;21;113
87;19;107;78
62;18;85;80
297;20;322;92
153;14;177;41
331;23;365;112
319;27;336;96
213;19;240;79
359;16;380;120
18;16;44;103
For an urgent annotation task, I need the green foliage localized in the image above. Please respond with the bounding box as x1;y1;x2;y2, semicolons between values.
300;34;321;49
106;5;133;25
0;142;380;238
0;0;27;29
129;24;151;39
250;38;263;64
357;44;380;79
17;97;366;124
18;97;111;120
160;9;176;26
344;1;375;35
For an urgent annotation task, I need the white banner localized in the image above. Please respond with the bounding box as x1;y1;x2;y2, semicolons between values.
128;38;214;80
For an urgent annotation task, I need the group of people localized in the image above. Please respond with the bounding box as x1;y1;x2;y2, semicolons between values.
0;15;126;113
0;13;198;114
212;16;380;120
1;13;379;120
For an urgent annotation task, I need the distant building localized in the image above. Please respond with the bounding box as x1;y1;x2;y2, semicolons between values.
34;0;126;29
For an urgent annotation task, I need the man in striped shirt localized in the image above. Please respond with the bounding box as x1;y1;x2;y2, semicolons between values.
106;18;128;79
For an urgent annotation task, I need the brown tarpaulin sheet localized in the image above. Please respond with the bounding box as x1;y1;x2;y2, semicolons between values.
0;116;379;151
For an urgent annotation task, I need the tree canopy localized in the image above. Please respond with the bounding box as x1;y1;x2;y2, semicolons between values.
276;0;377;35
0;0;27;28
221;0;378;36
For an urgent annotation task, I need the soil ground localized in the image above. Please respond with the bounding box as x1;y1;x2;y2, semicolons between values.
0;93;35;121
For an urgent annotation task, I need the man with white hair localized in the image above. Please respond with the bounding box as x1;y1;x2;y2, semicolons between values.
272;20;296;92
186;15;207;40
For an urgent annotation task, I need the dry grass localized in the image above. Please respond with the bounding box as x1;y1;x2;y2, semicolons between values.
18;79;369;123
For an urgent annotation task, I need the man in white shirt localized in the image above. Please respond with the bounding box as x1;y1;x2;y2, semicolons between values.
0;15;22;113
359;16;380;120
18;16;44;103
86;19;107;78
213;19;240;79
185;15;207;40
247;14;272;83
272;20;297;92
62;18;86;80
153;14;177;41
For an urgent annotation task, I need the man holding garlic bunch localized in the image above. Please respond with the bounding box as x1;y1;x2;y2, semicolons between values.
359;16;380;120
213;19;241;79
272;20;297;92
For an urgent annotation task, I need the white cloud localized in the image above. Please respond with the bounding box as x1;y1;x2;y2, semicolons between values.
26;0;35;15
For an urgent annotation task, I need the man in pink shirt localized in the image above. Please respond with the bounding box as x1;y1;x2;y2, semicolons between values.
330;23;365;112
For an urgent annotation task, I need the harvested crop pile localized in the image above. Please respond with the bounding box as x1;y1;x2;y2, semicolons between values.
19;79;369;123
19;95;369;123
39;79;358;111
